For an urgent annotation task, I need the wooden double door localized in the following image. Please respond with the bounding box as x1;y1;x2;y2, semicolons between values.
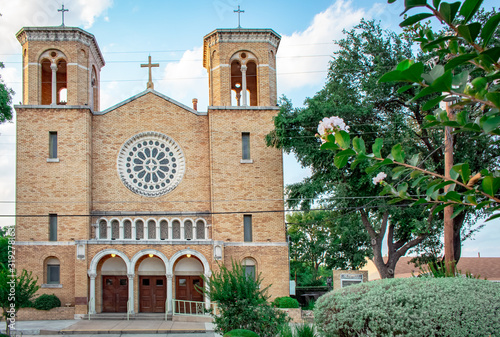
102;276;128;313
139;276;166;313
175;276;204;313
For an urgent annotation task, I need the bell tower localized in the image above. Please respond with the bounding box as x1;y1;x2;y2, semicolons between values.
16;26;105;111
203;29;280;107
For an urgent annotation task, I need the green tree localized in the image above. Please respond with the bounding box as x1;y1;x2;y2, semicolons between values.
287;211;370;285
0;267;39;335
201;260;288;336
267;20;452;279
0;62;14;123
318;1;500;269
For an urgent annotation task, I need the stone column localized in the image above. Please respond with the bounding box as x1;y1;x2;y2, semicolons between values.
88;272;96;314
50;62;58;105
167;274;173;313
156;222;161;240
204;272;211;310
241;64;247;106
127;273;135;314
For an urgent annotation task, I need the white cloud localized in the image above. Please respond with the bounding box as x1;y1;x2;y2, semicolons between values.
156;47;209;111
0;0;113;55
277;0;384;92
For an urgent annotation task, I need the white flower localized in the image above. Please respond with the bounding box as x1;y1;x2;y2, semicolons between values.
372;172;387;185
317;116;350;143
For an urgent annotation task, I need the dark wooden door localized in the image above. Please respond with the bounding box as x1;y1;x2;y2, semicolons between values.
139;276;166;313
175;276;203;313
102;276;128;313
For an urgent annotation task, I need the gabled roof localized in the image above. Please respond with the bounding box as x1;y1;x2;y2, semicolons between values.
95;89;205;116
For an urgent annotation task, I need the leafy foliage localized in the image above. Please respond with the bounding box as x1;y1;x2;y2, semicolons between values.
287;211;370;285
0;62;14;123
272;296;300;308
201;260;289;337
223;329;259;337
0;266;40;335
268;19;454;279
314;277;500;336
33;294;61;310
320;1;500;222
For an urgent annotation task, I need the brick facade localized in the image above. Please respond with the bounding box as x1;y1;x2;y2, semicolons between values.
15;26;289;319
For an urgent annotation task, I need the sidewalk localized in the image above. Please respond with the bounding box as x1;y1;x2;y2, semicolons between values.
1;319;216;335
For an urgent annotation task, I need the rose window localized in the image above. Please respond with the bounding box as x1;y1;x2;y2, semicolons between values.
117;132;185;197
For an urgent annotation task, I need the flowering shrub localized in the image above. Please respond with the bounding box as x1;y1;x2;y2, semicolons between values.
314;277;500;337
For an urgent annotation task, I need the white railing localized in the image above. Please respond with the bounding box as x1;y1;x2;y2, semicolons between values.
88;297;94;320
127;299;132;321
172;300;218;316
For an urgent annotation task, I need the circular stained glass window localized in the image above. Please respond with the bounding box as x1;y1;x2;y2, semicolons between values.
117;132;185;197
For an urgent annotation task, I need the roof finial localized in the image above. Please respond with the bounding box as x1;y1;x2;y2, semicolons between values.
58;4;69;27
234;5;245;29
141;55;160;90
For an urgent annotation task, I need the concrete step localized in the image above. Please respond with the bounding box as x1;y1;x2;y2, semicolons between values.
83;312;172;320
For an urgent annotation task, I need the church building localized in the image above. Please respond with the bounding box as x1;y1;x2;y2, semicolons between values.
14;21;289;318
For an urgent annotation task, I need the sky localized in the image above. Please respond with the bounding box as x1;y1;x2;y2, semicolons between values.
0;0;498;257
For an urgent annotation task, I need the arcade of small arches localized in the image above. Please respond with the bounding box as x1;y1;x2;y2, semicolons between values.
94;217;209;241
87;248;211;314
230;50;258;107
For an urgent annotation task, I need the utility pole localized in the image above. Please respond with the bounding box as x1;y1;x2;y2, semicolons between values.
442;98;456;274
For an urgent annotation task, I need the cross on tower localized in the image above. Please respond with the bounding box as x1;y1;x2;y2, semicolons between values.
141;55;160;90
234;5;245;29
58;4;69;27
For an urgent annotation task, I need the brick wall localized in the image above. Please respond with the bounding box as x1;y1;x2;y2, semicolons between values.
16;307;75;321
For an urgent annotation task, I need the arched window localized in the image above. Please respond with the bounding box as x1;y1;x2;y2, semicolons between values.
242;257;257;280
136;220;144;240
91;66;98;111
184;220;193;240
45;257;60;284
160;220;168;240
230;51;258;107
123;220;132;239
172;220;181;239
39;50;68;105
99;219;107;239
196;220;205;239
148;220;156;239
111;220;120;240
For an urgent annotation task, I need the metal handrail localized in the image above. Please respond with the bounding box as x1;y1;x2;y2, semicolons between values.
88;297;94;320
127;299;132;321
172;299;216;316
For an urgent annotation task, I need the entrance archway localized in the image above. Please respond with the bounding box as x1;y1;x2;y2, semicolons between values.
101;257;128;312
137;256;166;313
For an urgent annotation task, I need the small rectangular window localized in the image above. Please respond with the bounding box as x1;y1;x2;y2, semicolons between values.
49;214;57;241
49;131;57;158
47;264;60;284
244;214;252;242
242;132;250;160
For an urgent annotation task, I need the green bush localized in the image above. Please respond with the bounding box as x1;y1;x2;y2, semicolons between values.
33;294;61;310
202;260;289;337
315;277;500;337
295;324;317;337
224;329;259;337
272;296;300;308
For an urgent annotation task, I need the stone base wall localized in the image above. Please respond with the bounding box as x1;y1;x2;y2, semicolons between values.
16;307;75;321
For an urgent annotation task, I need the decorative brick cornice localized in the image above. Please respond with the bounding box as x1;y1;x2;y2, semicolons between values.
16;26;105;69
203;28;281;69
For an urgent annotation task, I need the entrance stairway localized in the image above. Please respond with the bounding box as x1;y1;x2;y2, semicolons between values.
84;312;172;320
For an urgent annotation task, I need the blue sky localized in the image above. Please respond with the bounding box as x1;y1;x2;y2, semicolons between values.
0;0;498;257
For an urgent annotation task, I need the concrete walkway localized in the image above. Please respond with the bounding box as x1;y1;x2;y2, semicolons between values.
1;319;216;335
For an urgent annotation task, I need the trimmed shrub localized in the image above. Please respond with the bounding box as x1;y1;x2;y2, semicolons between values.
272;296;300;308
224;329;259;337
33;294;61;310
315;277;500;337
